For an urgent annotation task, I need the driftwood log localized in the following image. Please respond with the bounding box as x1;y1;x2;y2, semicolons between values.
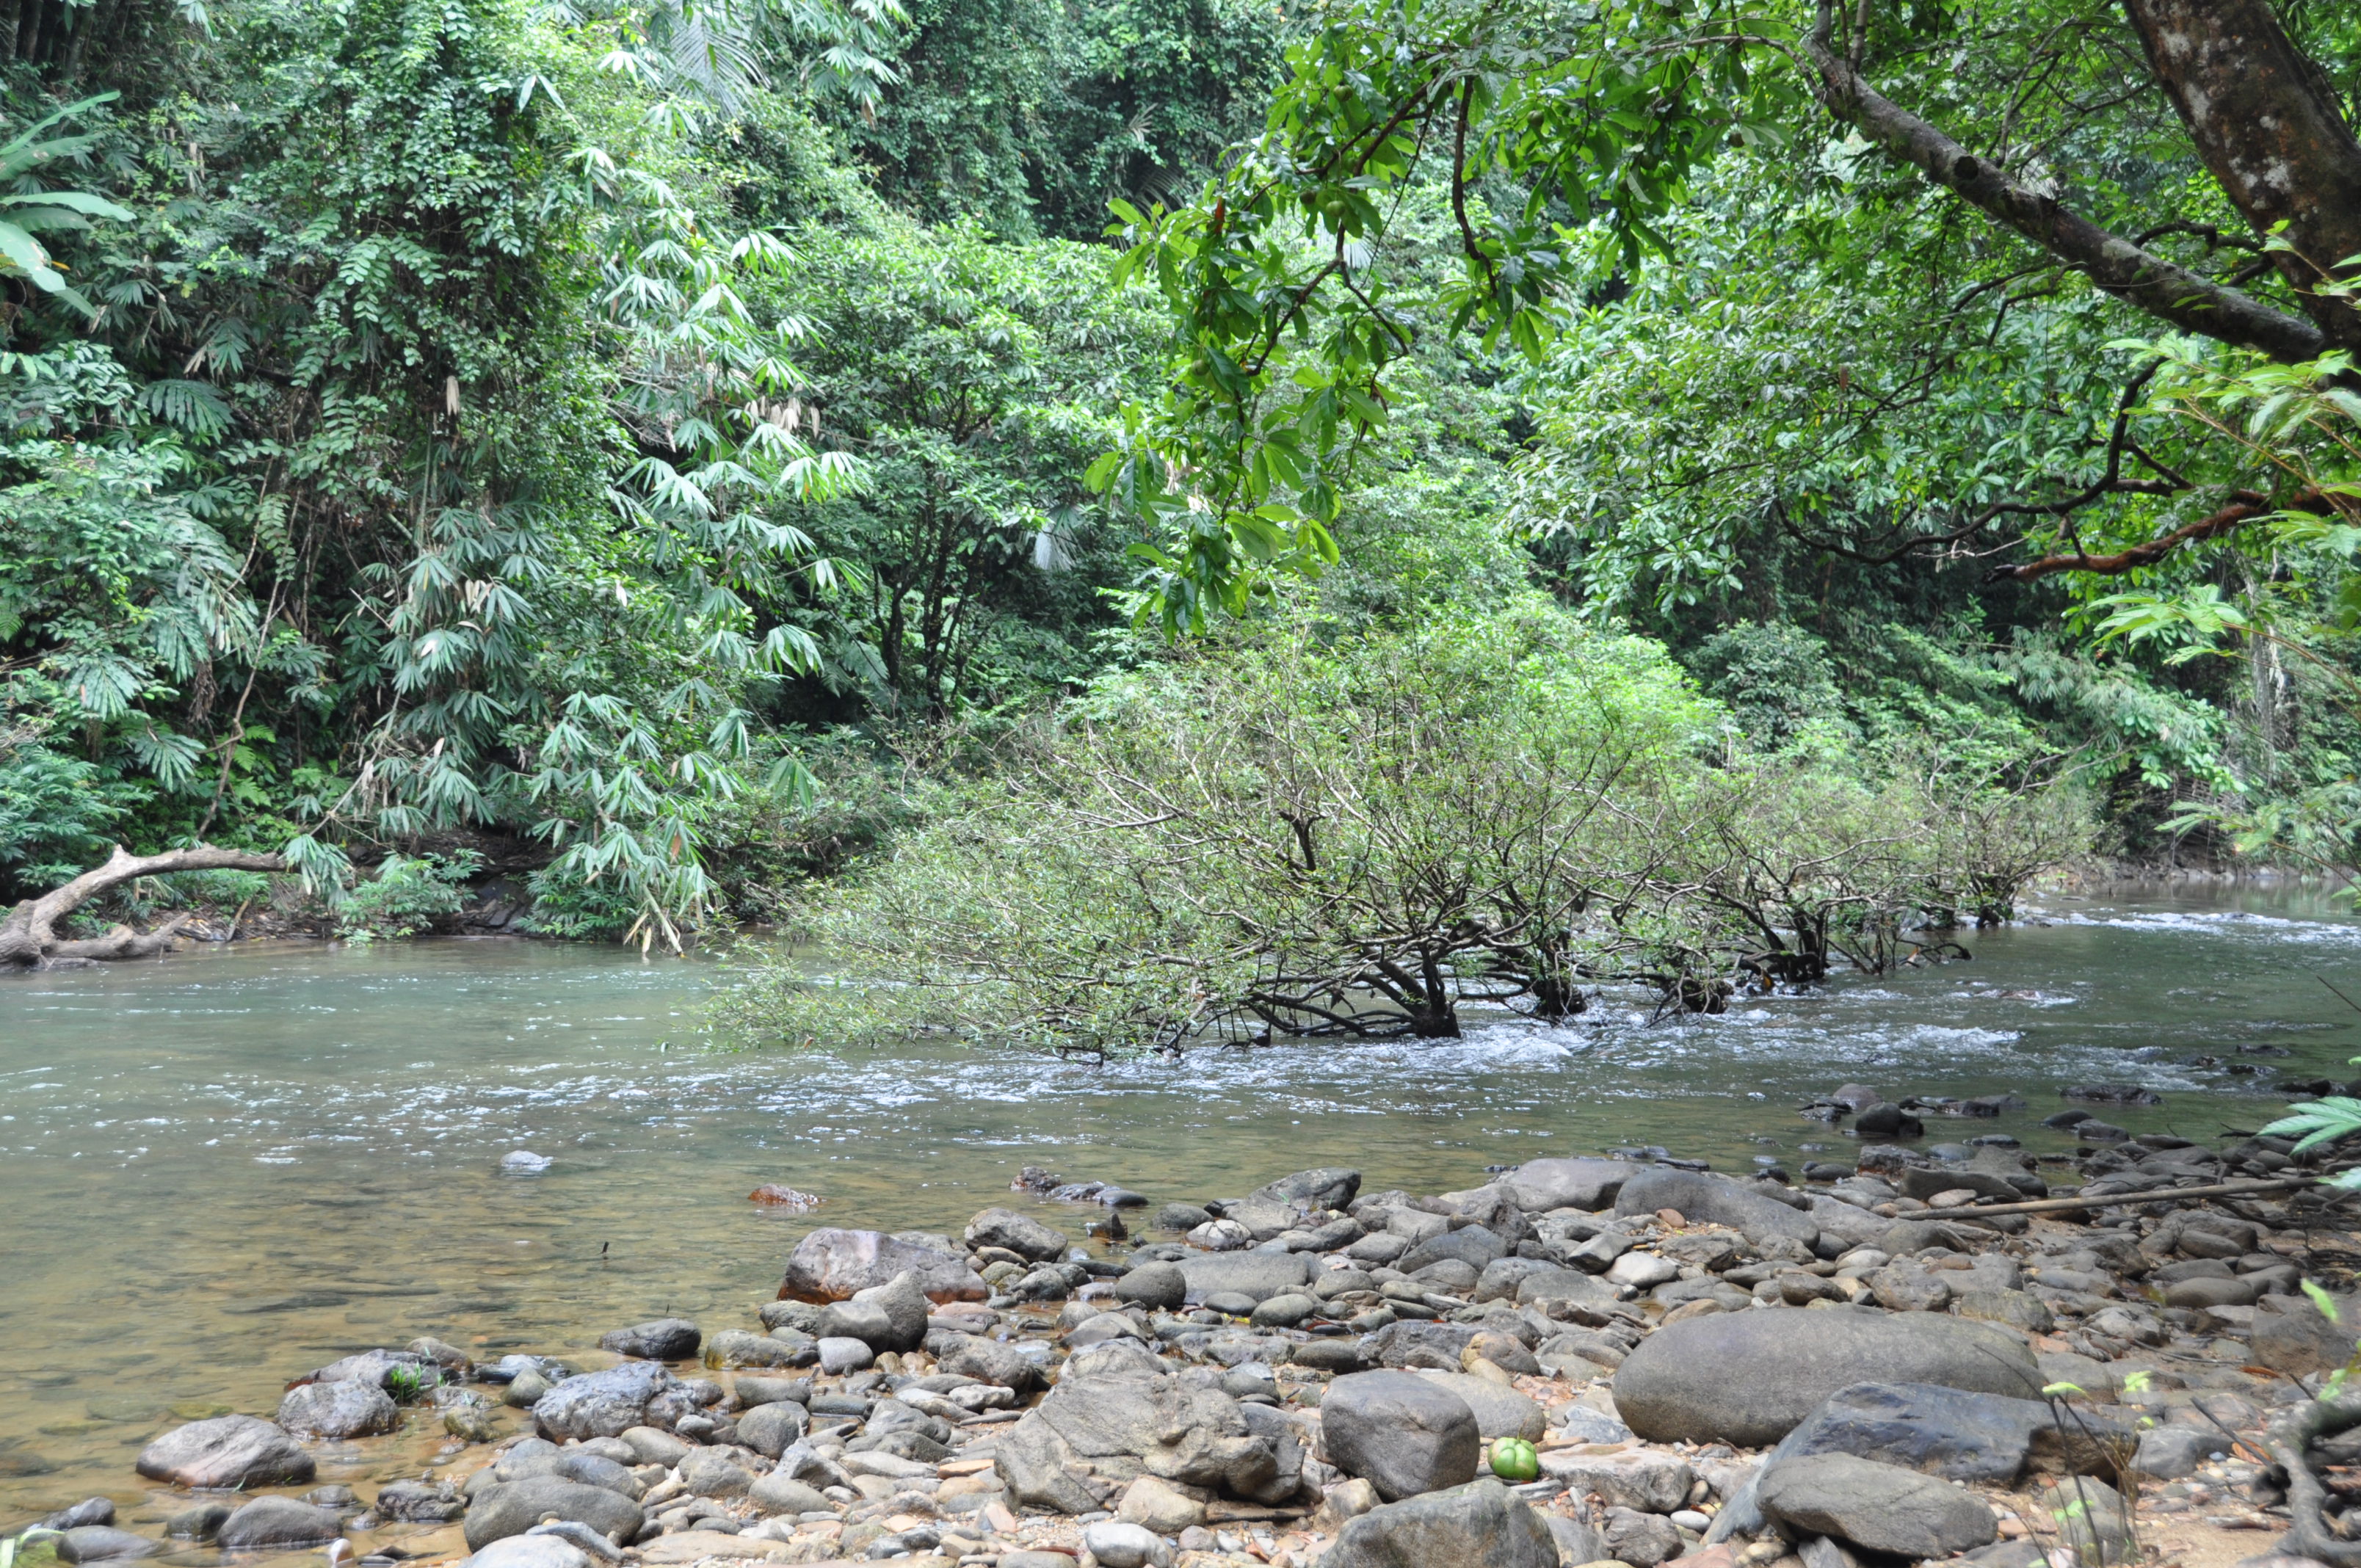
0;843;286;969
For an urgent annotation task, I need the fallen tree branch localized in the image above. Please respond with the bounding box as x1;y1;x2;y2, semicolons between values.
0;843;287;970
2263;1387;2361;1564
1992;488;2329;582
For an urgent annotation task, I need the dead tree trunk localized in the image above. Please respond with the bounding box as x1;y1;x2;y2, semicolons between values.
0;843;287;969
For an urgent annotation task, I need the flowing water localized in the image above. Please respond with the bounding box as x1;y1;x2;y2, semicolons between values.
4;886;2361;1531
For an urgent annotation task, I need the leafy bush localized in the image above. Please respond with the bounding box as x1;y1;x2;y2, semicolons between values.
335;854;481;944
722;605;2093;1051
0;735;131;901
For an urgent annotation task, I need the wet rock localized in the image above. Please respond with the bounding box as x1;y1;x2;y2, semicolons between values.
1537;1448;1694;1511
706;1328;810;1368
532;1362;675;1442
308;1348;440;1391
463;1478;644;1551
1153;1203;1212;1231
1757;1453;1996;1559
1319;1478;1556;1568
136;1414;316;1489
1611;1304;2042;1446
1852;1105;1923;1139
216;1497;341;1551
164;1504;232;1542
2064;1084;2163;1106
778;1227;989;1302
965;1207;1069;1262
1250;1167;1363;1211
1502;1157;1633;1213
1175;1249;1313;1304
1322;1370;1481;1501
374;1481;466;1522
56;1528;162;1564
597;1319;700;1361
42;1500;113;1531
278;1378;401;1439
1611;1169;1819;1247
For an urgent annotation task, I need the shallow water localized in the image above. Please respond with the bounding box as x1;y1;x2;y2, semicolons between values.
4;888;2360;1524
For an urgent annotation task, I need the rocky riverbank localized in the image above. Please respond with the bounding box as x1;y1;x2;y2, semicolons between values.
12;1089;2361;1568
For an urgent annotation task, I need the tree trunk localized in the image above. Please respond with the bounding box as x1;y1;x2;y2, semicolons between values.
2120;0;2361;354
0;843;288;970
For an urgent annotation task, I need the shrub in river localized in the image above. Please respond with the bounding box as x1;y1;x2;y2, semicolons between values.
722;606;2092;1050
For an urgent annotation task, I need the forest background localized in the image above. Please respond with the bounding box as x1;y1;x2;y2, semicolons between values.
1;0;2357;1024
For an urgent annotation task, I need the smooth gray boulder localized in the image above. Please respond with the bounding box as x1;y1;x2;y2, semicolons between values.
779;1227;989;1302
1319;1478;1556;1568
1757;1453;1996;1558
56;1528;162;1563
1504;1158;1634;1213
463;1478;644;1551
1612;1305;2041;1446
749;1473;832;1515
597;1318;700;1360
1398;1228;1509;1275
965;1207;1070;1262
1114;1263;1187;1310
735;1399;808;1459
278;1378;400;1438
135;1414;316;1489
1612;1169;1820;1246
1361;1319;1479;1370
1322;1371;1481;1501
1176;1249;1313;1304
216;1498;341;1551
531;1361;675;1442
2251;1291;2361;1376
460;1539;587;1568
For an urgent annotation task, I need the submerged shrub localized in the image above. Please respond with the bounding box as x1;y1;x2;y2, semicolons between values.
722;605;2093;1051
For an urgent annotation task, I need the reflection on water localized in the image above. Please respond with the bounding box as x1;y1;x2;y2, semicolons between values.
3;888;2360;1520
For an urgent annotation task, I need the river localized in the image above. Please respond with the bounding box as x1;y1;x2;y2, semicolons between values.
1;886;2357;1522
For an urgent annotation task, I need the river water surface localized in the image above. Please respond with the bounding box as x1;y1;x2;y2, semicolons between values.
4;888;2360;1522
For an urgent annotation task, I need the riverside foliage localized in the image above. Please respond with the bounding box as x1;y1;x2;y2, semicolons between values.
1;0;2354;971
722;604;2092;1050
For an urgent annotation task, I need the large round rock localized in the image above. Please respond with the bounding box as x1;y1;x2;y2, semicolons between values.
135;1415;315;1489
1757;1453;1998;1558
216;1497;341;1551
463;1477;644;1551
1613;1305;2040;1446
531;1361;674;1442
1321;1478;1557;1568
1322;1371;1481;1501
278;1379;400;1438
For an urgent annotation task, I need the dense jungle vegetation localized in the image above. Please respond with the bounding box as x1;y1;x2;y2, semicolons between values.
1;0;2357;1033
